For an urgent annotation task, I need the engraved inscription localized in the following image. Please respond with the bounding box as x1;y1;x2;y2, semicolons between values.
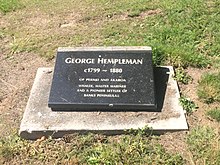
48;48;157;111
65;56;142;98
65;57;143;65
77;77;127;98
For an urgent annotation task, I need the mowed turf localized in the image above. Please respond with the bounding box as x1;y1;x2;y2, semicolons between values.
1;0;219;64
0;0;220;164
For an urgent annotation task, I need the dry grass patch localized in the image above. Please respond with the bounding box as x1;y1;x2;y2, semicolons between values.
197;72;220;104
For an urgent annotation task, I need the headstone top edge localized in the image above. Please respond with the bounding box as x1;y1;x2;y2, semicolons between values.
57;46;152;52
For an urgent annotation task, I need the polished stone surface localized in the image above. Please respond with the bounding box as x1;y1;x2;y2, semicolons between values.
48;47;156;111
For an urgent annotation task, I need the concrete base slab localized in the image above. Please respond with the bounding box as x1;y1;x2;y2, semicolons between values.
19;67;188;140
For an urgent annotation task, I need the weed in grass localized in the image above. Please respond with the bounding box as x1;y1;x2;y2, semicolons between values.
187;126;220;165
197;72;220;104
0;133;28;162
9;37;33;54
174;67;192;84
179;96;197;114
0;0;23;14
0;132;184;164
0;31;5;40
78;133;184;164
207;108;220;122
126;125;153;137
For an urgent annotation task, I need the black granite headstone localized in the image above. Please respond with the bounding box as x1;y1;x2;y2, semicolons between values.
48;47;157;111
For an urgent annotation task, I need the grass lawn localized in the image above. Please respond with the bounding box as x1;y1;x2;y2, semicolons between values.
0;0;220;164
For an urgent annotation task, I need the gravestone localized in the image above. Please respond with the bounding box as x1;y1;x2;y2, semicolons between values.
48;47;157;111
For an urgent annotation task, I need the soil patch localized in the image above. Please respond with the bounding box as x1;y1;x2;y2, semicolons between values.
0;53;52;137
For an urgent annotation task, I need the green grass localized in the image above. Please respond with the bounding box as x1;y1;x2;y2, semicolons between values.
174;67;192;84
179;96;197;114
0;0;23;14
197;72;220;104
187;126;220;165
1;0;220;164
1;0;219;66
207;108;220;122
0;132;184;164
